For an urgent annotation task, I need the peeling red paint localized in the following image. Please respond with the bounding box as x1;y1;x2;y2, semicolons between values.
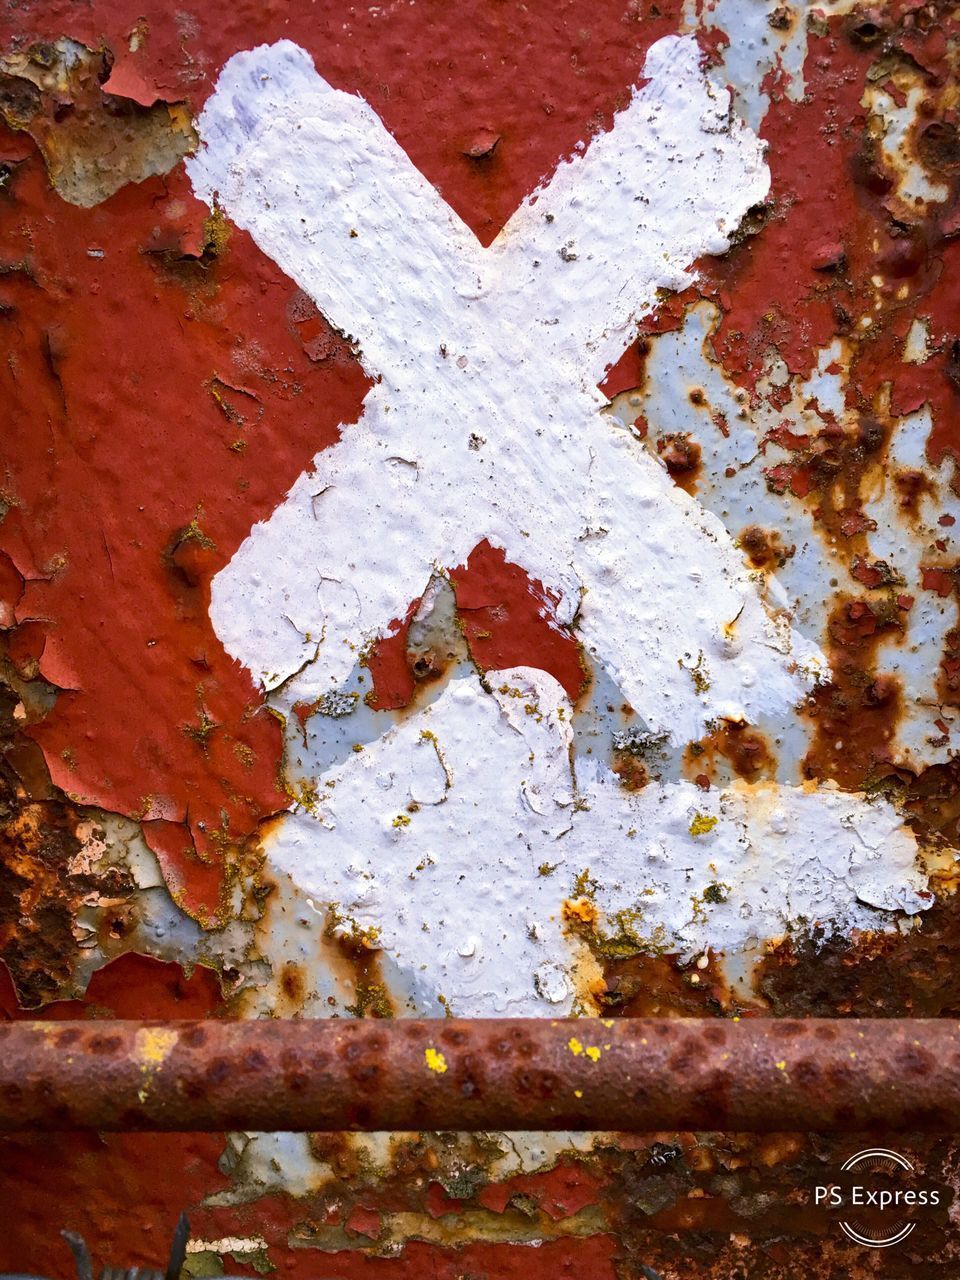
451;542;587;701
0;950;221;1021
1;152;365;911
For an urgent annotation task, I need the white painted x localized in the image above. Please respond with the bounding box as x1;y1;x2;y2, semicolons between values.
188;34;822;743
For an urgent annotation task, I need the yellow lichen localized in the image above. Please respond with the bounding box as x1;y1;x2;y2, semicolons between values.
562;897;599;926
137;1027;178;1066
424;1047;448;1074
689;812;718;836
568;1036;602;1062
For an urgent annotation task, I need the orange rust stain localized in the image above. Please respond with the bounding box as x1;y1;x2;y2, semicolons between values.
802;595;905;790
611;751;649;791
598;951;746;1019
686;720;777;785
737;524;793;572
656;432;703;496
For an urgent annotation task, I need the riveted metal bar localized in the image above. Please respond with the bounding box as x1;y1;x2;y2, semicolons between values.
0;1018;952;1133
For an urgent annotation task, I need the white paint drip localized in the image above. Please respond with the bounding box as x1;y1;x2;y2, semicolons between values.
266;667;928;1016
188;35;824;747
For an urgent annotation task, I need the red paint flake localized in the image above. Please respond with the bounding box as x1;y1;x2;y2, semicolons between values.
537;1163;604;1219
142;819;231;924
101;60;178;107
831;599;880;645
838;509;877;537
451;541;587;701
476;1162;602;1221
287;288;351;363
851;556;886;588
897;593;915;610
696;24;729;66
344;1204;383;1239
0;951;221;1020
922;566;956;598
767;424;810;452
425;1180;464;1217
364;603;420;712
880;79;907;110
810;240;845;272
900;22;949;78
0;552;24;628
940;514;957;527
599;338;647;398
7;619;46;677
635;284;702;339
764;463;813;499
765;382;793;411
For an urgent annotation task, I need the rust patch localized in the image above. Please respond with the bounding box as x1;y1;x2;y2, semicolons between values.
757;892;960;1018
598;950;737;1019
803;594;905;791
737;524;793;572
687;720;777;785
656;431;703;495
0;38;196;207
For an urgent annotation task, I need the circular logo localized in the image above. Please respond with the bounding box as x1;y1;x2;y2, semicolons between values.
838;1148;917;1248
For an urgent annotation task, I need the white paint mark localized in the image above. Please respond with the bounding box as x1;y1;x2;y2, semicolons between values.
267;667;928;1016
189;35;823;746
903;317;931;365
682;0;809;129
188;36;930;997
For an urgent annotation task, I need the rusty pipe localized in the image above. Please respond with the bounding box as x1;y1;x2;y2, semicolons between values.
0;1017;954;1132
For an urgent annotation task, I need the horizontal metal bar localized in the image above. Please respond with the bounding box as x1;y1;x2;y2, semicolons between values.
0;1018;953;1132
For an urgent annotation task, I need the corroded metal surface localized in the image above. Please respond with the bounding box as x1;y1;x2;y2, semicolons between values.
1;1018;958;1134
3;0;960;1273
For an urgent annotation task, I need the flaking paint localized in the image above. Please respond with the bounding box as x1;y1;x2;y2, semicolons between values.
3;1;960;1275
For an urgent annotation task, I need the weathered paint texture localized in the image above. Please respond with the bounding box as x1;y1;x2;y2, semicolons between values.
4;0;960;1275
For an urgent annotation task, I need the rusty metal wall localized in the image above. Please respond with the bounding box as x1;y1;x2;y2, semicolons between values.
3;0;960;1275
